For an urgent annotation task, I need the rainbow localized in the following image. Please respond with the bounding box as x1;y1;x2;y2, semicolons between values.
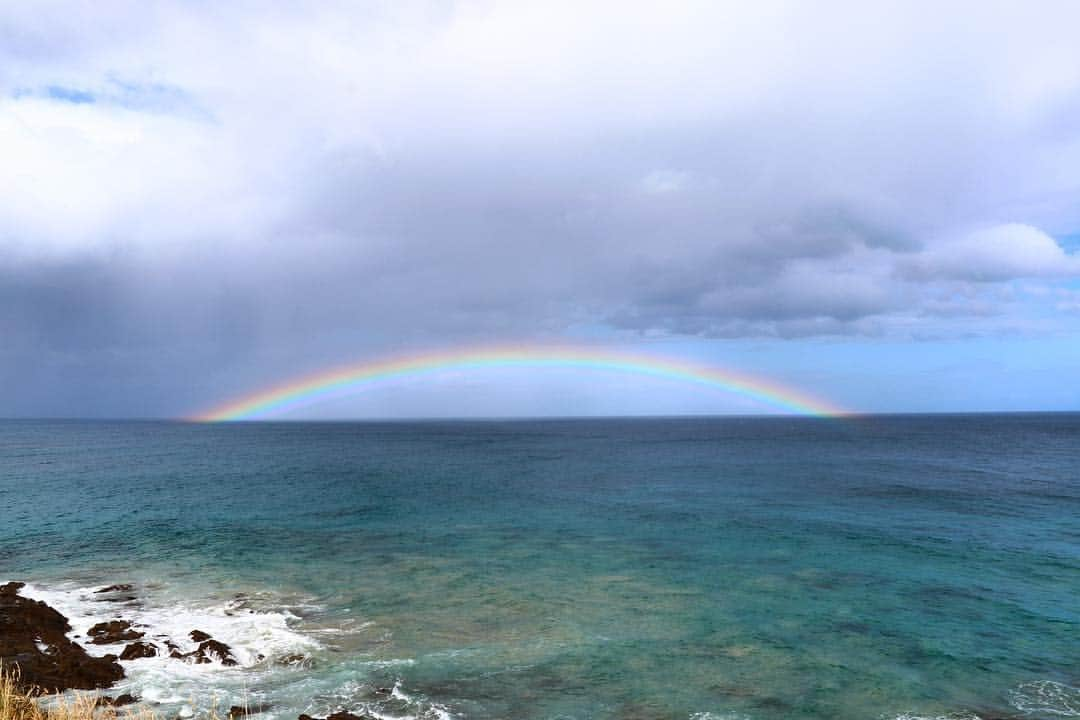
192;344;852;421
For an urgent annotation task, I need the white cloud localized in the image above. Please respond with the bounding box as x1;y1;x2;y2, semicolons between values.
638;170;690;196
904;224;1080;282
1;0;1080;368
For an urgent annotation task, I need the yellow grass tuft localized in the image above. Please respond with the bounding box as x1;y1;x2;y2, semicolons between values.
0;666;157;720
0;665;251;720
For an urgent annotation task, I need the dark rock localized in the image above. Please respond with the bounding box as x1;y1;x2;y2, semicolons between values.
228;703;271;718
198;639;238;666
0;582;26;595
329;712;377;720
189;630;212;643
88;621;144;645
299;713;376;720
97;694;138;707
171;637;238;666
94;585;134;594
97;596;138;604
119;641;157;660
357;687;391;700
0;581;124;692
276;654;308;666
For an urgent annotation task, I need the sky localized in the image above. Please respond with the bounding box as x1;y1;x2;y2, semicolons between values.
2;1;1080;419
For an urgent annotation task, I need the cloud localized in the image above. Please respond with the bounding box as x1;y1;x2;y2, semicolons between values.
2;1;1080;415
903;224;1080;282
639;170;691;196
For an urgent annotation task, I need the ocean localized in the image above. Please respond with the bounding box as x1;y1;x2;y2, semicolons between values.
1;415;1077;720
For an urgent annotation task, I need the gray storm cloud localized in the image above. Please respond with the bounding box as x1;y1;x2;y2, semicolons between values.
2;1;1080;416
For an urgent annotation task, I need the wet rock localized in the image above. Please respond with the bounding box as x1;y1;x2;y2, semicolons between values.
119;641;157;660
189;630;212;643
0;581;124;692
0;582;26;595
198;639;238;666
276;654;308;666
299;713;377;720
170;636;238;666
228;703;272;718
95;585;134;594
88;620;144;645
331;712;377;720
97;694;138;707
359;687;392;700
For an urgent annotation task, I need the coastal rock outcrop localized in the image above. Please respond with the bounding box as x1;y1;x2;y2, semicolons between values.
298;712;378;720
94;585;134;594
277;654;309;667
195;639;238;666
228;703;272;718
88;620;144;645
119;641;158;660
0;581;125;692
169;633;238;666
92;585;138;603
97;694;139;707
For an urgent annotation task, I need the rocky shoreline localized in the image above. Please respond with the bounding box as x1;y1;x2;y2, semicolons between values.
0;580;246;694
0;581;124;693
3;580;1037;720
0;580;388;720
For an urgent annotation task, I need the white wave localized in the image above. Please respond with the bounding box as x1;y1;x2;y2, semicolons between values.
12;579;458;720
1008;680;1080;717
359;658;417;669
21;582;320;668
309;678;452;720
17;580;326;719
141;686;187;704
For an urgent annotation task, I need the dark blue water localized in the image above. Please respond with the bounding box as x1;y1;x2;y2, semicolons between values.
2;415;1078;720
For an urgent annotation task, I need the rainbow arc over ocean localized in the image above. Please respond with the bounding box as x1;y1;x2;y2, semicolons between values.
193;344;851;421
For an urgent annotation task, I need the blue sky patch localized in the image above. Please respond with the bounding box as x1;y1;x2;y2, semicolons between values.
45;85;96;104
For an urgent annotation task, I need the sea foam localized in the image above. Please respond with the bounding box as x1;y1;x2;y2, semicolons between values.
1007;680;1080;717
19;581;323;718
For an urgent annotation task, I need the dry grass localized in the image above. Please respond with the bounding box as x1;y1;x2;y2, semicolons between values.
0;667;154;720
0;666;253;720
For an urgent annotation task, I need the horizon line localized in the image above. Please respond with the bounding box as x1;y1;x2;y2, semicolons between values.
3;409;1078;423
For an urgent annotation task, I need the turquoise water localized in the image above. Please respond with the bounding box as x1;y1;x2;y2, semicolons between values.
1;416;1078;720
